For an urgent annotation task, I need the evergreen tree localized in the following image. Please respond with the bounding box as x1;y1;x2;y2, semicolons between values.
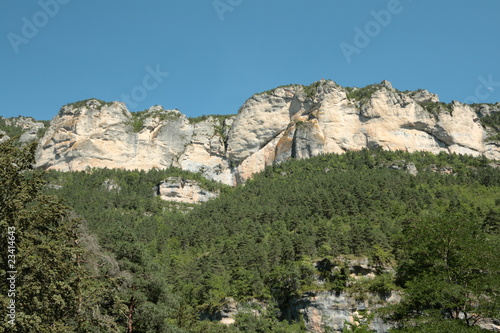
0;140;124;332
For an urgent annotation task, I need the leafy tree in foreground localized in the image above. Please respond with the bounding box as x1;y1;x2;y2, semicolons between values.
0;140;124;332
388;205;500;330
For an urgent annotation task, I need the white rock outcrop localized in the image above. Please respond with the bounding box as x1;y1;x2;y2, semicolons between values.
154;177;219;204
35;81;500;185
36;100;234;184
228;80;499;182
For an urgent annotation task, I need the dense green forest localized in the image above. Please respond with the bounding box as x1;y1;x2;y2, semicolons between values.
1;139;499;332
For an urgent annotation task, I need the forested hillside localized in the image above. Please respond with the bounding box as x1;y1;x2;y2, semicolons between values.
2;139;499;332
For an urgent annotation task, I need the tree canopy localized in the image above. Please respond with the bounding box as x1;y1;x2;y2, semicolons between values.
2;140;499;331
39;148;500;331
0;140;125;332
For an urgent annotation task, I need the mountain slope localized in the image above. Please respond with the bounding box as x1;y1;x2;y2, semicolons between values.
41;149;500;332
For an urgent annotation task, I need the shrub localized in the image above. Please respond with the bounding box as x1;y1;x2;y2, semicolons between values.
418;101;453;116
127;109;182;133
345;84;381;102
303;81;323;99
256;84;300;96
478;110;500;140
63;98;113;110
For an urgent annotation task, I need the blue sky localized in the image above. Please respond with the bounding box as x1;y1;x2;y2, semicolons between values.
1;0;499;120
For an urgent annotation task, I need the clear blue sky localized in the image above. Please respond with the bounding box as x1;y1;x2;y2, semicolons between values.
1;0;499;120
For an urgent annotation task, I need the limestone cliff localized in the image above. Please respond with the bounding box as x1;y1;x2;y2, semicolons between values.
0;116;48;143
154;176;219;204
211;257;400;333
227;80;499;182
35;99;235;184
35;81;500;185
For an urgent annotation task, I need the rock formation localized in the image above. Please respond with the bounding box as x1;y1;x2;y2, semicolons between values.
227;80;499;182
153;176;219;204
0;116;47;143
290;291;400;333
34;81;500;185
35;100;234;184
213;257;401;333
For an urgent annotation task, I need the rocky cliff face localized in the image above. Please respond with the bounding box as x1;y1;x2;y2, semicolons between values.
289;291;400;333
227;80;499;182
35;81;500;185
211;257;400;333
154;176;219;204
0;116;48;143
35;100;235;184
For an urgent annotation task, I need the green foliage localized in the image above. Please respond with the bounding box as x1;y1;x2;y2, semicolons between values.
0;118;24;139
42;167;232;330
63;98;113;110
43;167;227;211
348;274;398;302
313;258;350;292
345;84;381;102
0;117;50;144
418;101;453;116
188;114;211;123
129;110;147;132
345;84;455;116
388;207;500;328
231;308;306;332
0;140;124;332
127;108;182;132
188;114;234;124
36;120;50;139
342;311;374;333
478;109;500;141
187;114;234;143
370;244;395;273
303;81;323;99
295;120;312;130
256;84;300;96
389;316;486;332
229;159;240;169
256;81;333;99
30;148;500;331
399;88;425;95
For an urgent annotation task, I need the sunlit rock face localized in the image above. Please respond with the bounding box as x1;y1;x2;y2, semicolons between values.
227;80;498;182
154;177;219;204
36;100;235;184
36;81;500;185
